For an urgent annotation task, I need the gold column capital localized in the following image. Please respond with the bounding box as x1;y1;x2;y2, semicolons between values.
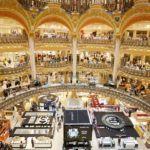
114;33;121;40
70;32;78;38
29;32;35;37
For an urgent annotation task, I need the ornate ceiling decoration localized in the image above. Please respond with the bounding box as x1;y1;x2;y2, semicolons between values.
61;0;91;15
17;0;49;18
16;0;134;19
101;0;134;14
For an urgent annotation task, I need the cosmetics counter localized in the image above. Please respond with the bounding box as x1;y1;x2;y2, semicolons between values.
10;111;55;149
11;137;26;148
63;109;92;150
94;112;139;149
34;136;52;148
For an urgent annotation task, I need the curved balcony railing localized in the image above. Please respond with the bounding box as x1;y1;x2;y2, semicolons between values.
80;38;114;45
0;35;28;44
36;62;112;70
0;65;30;75
120;66;150;77
36;62;71;68
0;84;150;113
79;63;112;69
36;37;71;43
122;39;150;47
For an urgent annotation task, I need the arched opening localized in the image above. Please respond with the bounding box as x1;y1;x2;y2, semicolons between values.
35;22;72;84
35;16;73;32
121;21;150;69
78;22;114;84
80;23;113;41
0;11;29;34
0;17;29;89
120;14;150;37
35;22;70;41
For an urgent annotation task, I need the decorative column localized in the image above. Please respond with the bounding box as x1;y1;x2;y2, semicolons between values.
141;55;146;64
28;33;36;80
112;35;121;83
133;30;137;39
72;33;77;84
124;31;129;40
147;31;149;38
130;54;134;62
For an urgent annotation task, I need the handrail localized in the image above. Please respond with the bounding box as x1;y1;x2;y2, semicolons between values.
36;37;71;43
36;62;112;69
122;39;150;47
0;36;28;44
79;38;114;45
120;66;150;77
0;65;30;75
79;63;112;69
0;84;150;113
36;62;71;68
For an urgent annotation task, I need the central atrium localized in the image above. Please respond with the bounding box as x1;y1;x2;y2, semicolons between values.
0;0;150;150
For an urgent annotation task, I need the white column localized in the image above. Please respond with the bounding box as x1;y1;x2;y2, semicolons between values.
29;35;36;80
112;37;121;83
130;54;134;62
147;31;149;38
133;30;137;39
124;31;129;40
72;36;77;84
141;55;146;64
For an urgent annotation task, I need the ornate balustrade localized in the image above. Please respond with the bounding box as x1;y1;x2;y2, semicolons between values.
120;66;150;77
80;38;113;45
0;84;150;113
122;39;150;47
0;35;28;44
36;62;71;68
36;37;71;43
36;62;112;69
79;63;112;69
0;65;30;75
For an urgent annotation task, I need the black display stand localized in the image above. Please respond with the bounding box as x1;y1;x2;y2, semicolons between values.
63;110;92;150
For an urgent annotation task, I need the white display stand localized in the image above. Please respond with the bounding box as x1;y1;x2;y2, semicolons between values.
122;137;138;149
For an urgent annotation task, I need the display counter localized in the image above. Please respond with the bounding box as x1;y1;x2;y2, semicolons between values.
63;109;92;150
11;127;54;138
94;112;139;138
11;137;26;148
98;137;115;147
23;111;54;117
34;136;52;148
122;137;138;149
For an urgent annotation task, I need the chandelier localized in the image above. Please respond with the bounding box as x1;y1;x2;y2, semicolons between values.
101;0;134;14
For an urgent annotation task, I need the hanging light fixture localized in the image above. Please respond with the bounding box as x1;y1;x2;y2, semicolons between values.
101;0;134;14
